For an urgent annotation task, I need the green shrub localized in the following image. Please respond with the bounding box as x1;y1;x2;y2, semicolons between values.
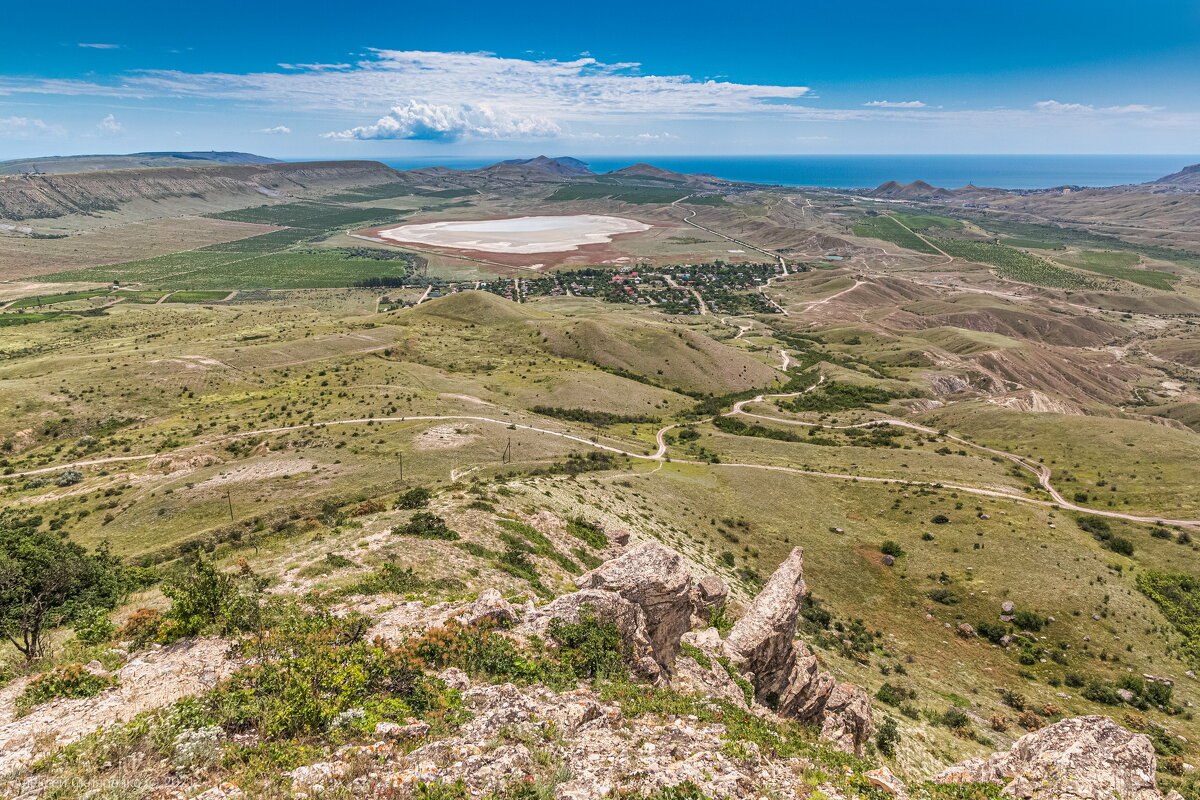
17;663;116;715
1082;682;1123;705
566;517;609;549
1137;571;1200;666
395;487;432;509
159;557;267;641
880;540;904;558
222;611;440;737
71;606;117;646
875;682;915;707
400;512;459;540
547;613;627;680
927;588;960;605
939;707;970;729
1013;611;1047;632
679;642;713;671
874;716;901;758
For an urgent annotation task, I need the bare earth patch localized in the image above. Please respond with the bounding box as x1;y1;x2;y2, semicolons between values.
413;423;482;450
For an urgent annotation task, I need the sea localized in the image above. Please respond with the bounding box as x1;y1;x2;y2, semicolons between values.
351;154;1198;191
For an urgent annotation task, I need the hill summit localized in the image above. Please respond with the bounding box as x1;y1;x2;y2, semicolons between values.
495;156;594;176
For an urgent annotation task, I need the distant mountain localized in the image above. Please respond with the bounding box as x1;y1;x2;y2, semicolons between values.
0;151;281;175
0;160;401;222
606;163;690;182
867;179;954;200
1148;162;1200;188
493;156;594;176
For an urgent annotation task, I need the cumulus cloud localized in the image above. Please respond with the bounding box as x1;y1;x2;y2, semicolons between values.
864;100;927;108
0;116;65;138
1035;100;1158;113
323;101;560;142
1;50;811;121
256;125;292;134
78;43;119;49
96;113;123;134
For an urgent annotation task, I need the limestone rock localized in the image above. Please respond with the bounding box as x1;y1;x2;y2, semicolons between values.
935;715;1162;799
576;542;697;665
515;588;661;680
866;766;907;797
438;667;470;691
723;547;872;754
374;719;431;740
670;629;748;708
456;588;518;627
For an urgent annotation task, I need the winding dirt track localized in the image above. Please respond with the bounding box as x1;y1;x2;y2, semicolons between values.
11;211;1196;529
11;399;1198;528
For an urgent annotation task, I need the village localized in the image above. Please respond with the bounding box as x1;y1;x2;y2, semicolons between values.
380;260;808;315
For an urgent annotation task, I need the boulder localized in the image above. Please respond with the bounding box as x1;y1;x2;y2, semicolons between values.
1001;600;1015;614
695;575;728;606
935;715;1162;799
723;547;872;754
576;542;697;665
881;554;896;567
456;588;518;627
865;766;908;797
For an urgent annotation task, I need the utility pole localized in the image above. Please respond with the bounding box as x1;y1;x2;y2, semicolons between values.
225;487;235;522
502;437;512;464
398;451;404;483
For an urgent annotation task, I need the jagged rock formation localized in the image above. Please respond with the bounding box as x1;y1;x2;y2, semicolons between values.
935;715;1165;799
576;543;697;666
724;547;873;753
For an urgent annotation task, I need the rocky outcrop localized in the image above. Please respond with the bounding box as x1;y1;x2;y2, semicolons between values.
576;543;697;666
0;637;234;777
515;588;662;680
285;682;817;800
936;715;1163;799
671;628;748;709
724;547;873;754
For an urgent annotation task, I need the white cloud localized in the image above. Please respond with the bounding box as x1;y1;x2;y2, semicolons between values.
256;125;292;134
96;113;123;134
323;101;561;142
1035;100;1158;114
0;116;65;138
3;50;811;121
864;100;927;108
78;43;119;49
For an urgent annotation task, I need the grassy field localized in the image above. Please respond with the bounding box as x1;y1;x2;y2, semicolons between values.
9;289;113;308
198;227;322;253
0;310;77;326
546;183;690;204
36;249;415;290
1052;249;1178;290
970;216;1200;270
851;214;940;254
928;237;1102;289
162;290;233;303
889;212;964;232
206;201;402;229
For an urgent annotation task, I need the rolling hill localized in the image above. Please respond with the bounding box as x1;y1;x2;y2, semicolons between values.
0;151;281;175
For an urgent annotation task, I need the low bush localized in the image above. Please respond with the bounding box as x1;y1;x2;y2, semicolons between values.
399;512;459;540
16;663;116;715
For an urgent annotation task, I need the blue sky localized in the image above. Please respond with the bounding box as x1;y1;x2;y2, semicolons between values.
2;0;1198;159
